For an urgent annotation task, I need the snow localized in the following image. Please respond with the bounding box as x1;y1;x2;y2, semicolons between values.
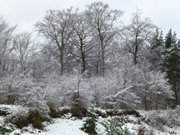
0;104;28;115
2;116;180;135
0;105;180;135
0;105;86;135
96;117;107;135
39;119;87;135
8;118;87;135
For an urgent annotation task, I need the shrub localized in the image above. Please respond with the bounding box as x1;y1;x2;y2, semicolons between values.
28;110;47;129
81;116;97;135
70;93;88;118
144;108;180;130
138;127;145;135
0;125;13;135
5;109;49;129
47;102;61;118
47;101;71;118
101;116;130;135
138;127;155;135
5;109;30;129
81;107;97;135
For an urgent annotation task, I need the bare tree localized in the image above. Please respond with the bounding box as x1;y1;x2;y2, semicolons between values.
122;12;156;65
0;17;16;75
13;32;32;72
86;2;122;76
36;8;75;75
72;13;94;73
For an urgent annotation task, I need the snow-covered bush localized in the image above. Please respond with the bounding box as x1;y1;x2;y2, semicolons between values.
89;76;120;107
5;109;48;129
43;66;173;110
4;105;30;129
45;73;88;106
0;62;170;113
0;126;13;135
5;110;30;129
70;92;88;118
15;77;48;116
101;116;130;135
0;74;49;117
138;127;155;135
141;71;173;109
81;107;98;134
44;73;90;118
99;64;173;110
144;107;180;131
81;116;97;135
2;105;49;130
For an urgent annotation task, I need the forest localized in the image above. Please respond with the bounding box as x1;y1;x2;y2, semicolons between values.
0;1;180;135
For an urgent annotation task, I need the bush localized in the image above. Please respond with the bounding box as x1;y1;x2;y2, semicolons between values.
70;93;88;118
28;110;47;129
138;127;145;135
81;108;97;135
5;109;49;129
101;116;130;135
0;125;13;135
47;102;71;118
47;102;61;118
5;109;30;129
81;116;97;135
145;108;180;130
138;127;155;135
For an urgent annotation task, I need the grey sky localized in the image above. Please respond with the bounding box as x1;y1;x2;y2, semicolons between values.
0;0;179;35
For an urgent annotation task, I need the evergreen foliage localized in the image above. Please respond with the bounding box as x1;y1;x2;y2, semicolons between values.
163;30;180;105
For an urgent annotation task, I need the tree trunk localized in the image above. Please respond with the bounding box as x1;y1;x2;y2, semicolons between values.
80;38;86;73
177;90;180;105
60;44;64;75
96;42;101;75
134;33;138;65
100;35;105;77
101;44;105;77
59;33;65;75
144;90;148;110
174;76;180;105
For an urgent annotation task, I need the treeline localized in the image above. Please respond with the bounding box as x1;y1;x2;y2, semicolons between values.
0;1;179;111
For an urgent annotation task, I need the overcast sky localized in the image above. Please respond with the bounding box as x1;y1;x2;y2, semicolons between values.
0;0;179;36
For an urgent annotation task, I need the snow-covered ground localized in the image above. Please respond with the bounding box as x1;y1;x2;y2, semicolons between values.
40;119;87;135
10;118;87;135
10;117;180;135
0;105;180;135
11;117;106;135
